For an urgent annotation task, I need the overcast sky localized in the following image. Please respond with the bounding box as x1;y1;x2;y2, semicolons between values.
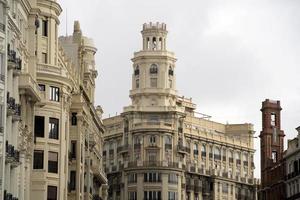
58;0;300;178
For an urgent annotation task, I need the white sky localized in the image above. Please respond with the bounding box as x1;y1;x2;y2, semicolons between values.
58;0;300;179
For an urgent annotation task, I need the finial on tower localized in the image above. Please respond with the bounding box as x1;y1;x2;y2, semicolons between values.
74;21;81;34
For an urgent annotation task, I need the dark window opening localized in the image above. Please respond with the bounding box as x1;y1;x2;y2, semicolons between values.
34;116;45;137
71;141;76;159
38;84;45;91
71;113;77;125
47;186;57;200
70;171;76;190
42;20;48;37
33;150;44;169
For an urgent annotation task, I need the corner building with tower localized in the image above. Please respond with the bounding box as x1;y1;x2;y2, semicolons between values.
103;22;258;200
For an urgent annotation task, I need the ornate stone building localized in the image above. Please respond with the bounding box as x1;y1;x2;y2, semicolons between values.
0;0;7;197
103;22;257;200
1;0;107;200
285;126;300;200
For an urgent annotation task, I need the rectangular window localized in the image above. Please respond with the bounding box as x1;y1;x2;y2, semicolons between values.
49;118;59;139
128;191;137;200
38;84;45;91
128;173;137;183
42;20;48;37
148;151;157;162
49;86;59;101
71;113;77;125
144;172;161;182
168;174;178;184
272;151;277;163
33;150;44;169
150;78;157;88
71;141;76;159
70;171;76;190
271;113;276;126
144;191;161;200
42;52;47;64
136;79;139;88
168;191;177;200
48;151;58;173
47;186;57;200
34;116;45;137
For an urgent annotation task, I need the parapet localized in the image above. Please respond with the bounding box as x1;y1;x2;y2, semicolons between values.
261;99;281;110
142;22;167;31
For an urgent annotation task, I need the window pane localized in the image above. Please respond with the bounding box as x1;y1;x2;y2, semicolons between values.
33;150;44;169
34;116;45;137
48;152;58;173
49;118;59;139
47;186;57;200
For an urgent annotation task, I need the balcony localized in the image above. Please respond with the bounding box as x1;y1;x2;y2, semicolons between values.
132;121;173;131
18;73;41;102
177;144;190;154
127;161;179;169
5;141;20;166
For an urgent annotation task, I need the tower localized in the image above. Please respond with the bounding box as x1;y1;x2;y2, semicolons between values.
259;99;285;188
129;22;177;111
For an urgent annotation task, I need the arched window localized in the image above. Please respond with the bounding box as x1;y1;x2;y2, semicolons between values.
134;65;139;76
214;147;221;160
150;64;158;74
229;150;233;163
194;143;198;155
169;66;174;76
236;152;241;164
201;144;206;157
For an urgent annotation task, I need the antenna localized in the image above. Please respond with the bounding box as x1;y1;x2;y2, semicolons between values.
66;8;68;36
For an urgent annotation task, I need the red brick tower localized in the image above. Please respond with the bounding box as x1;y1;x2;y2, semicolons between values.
259;99;285;200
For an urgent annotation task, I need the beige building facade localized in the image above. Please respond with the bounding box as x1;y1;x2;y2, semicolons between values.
284;126;300;200
1;0;107;200
103;22;258;200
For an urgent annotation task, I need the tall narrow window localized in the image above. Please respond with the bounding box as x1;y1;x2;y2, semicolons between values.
71;141;76;159
136;79;139;88
71;113;77;125
194;143;198;155
42;19;48;37
272;151;277;163
47;186;57;200
201;144;206;157
48;151;58;173
42;52;47;64
49;118;59;139
33;150;44;169
271;113;276;126
35;116;45;137
134;65;139;76
149;135;156;144
49;86;59;102
70;171;76;190
150;64;158;74
168;66;174;76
